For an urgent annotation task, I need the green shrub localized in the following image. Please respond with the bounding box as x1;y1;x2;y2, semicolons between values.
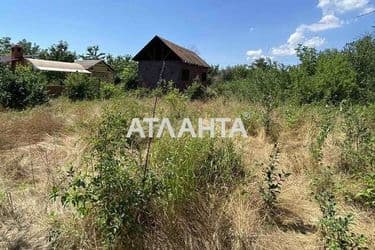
185;82;215;100
100;82;120;99
152;136;244;205
259;144;290;208
355;174;375;208
120;60;138;90
164;88;188;119
0;65;48;109
339;106;375;174
240;110;262;136
310;121;332;164
64;73;100;101
281;105;306;129
316;192;367;249
309;108;335;165
51;106;158;247
261;100;281;143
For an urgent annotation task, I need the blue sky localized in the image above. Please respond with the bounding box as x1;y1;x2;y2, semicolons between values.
0;0;374;66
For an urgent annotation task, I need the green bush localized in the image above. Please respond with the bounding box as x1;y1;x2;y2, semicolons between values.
64;73;100;101
0;65;48;109
128;87;150;98
259;144;290;208
51;106;157;246
185;82;215;100
163;88;188;119
152;136;244;205
100;82;120;99
316;192;367;249
355;174;375;208
339;106;375;174
313;50;357;103
211;35;375;105
345;35;375;102
240;110;262;136
120;60;138;90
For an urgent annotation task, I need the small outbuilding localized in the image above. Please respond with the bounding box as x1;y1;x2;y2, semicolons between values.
133;35;210;89
0;45;114;82
75;60;115;82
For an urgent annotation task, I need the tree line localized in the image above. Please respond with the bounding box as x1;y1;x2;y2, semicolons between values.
0;37;138;87
1;34;374;107
208;34;375;105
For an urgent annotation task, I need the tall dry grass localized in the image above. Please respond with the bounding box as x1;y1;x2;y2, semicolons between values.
0;97;373;249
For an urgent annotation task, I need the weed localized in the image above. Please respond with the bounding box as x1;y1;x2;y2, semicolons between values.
100;82;120;99
240;110;262;136
260;144;291;208
355;173;375;208
51;106;161;247
152;137;244;205
310;109;334;165
339;107;375;174
316;192;367;250
163;88;187;119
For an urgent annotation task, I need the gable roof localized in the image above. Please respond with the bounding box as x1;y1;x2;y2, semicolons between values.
133;36;210;68
75;60;114;72
26;58;91;74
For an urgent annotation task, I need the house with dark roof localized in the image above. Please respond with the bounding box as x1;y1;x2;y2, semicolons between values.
133;36;210;89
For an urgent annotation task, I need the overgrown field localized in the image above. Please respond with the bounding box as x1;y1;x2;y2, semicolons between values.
0;93;374;249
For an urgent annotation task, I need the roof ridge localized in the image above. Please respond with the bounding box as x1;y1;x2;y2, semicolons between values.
134;36;209;68
157;36;197;55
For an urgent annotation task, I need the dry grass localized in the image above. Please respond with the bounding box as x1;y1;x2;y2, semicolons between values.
0;97;373;249
0;109;64;150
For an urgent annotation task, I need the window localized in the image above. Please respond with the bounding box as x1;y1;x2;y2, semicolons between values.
181;69;190;81
201;72;207;82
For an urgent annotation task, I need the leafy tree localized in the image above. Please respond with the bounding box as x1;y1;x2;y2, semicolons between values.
0;65;48;109
0;37;12;55
64;73;100;101
344;34;375;102
39;40;76;62
296;45;318;76
106;54;133;73
120;61;138;89
17;39;40;56
221;64;250;81
0;37;40;56
106;54;138;88
251;57;274;70
80;45;106;60
313;49;357;103
207;64;220;84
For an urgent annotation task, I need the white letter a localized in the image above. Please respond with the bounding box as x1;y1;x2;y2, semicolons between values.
126;118;145;138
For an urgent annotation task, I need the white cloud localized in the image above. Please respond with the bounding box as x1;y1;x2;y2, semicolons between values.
271;25;328;57
361;6;375;14
271;45;296;56
318;0;371;14
271;34;326;56
247;0;374;59
303;14;342;32
304;36;326;47
287;30;305;44
246;49;263;60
